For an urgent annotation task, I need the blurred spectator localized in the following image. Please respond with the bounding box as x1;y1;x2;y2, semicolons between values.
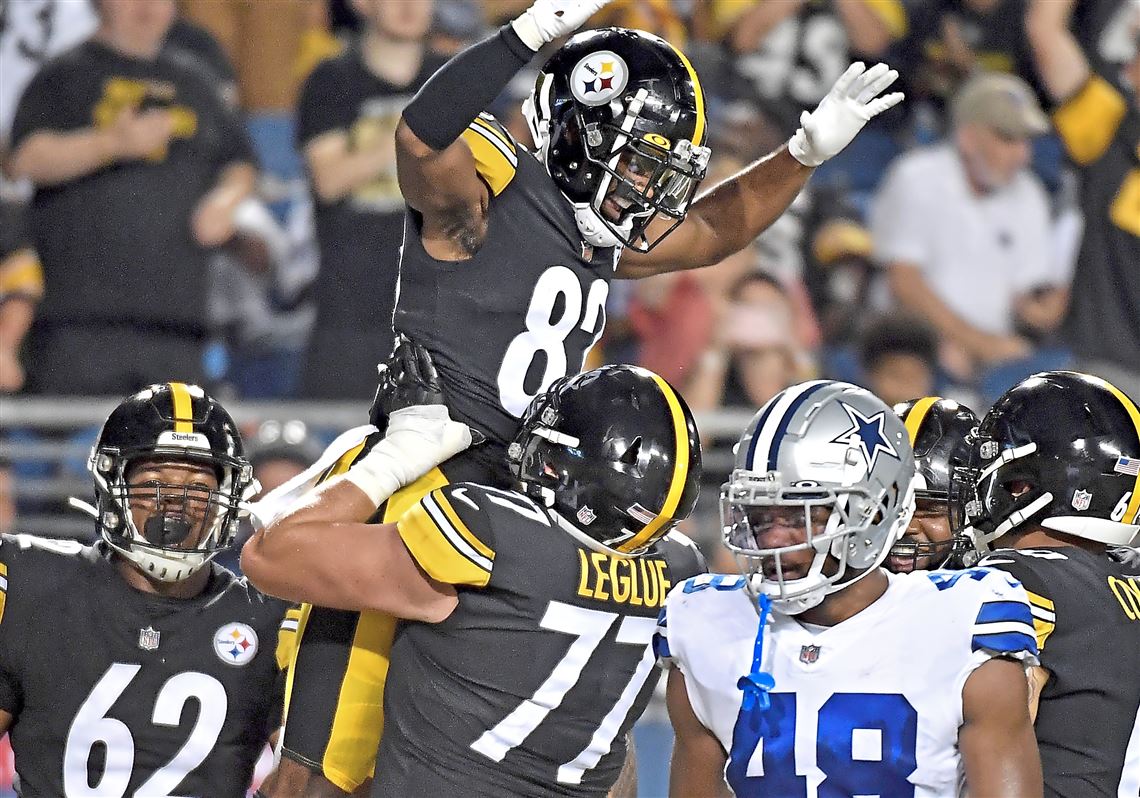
295;0;445;400
859;313;939;407
7;0;256;395
430;0;488;56
215;418;322;574
628;271;716;389
687;272;805;417
722;0;907;134
179;0;331;113
0;197;43;393
871;72;1070;392
810;216;879;346
589;0;689;45
208;197;317;398
0;0;98;148
1028;0;1140;400
164;13;241;108
0;459;12;535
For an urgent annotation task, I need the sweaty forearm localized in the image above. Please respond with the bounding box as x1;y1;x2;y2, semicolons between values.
691;146;812;266
401;25;533;151
8;128;118;185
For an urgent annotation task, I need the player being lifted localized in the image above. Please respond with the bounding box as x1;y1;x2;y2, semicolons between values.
243;343;706;796
0;383;289;796
658;380;1043;797
272;0;905;792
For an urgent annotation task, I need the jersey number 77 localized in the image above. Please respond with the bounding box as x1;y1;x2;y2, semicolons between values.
470;599;655;784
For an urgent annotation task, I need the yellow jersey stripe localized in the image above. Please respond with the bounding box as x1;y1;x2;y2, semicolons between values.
436;491;494;561
382;466;450;524
472;115;515;154
323;610;397;791
168;382;194;433
618;374;690;553
275;606;303;672
0;249;44;298
461;126;517;196
0;562;7;626
664;41;705;147
903;396;942;447
1101;378;1140;523
317;440;368;485
1053;75;1127;166
397;498;492;587
1025;589;1056;650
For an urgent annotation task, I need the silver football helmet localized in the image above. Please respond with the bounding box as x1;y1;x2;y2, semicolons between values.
721;381;916;615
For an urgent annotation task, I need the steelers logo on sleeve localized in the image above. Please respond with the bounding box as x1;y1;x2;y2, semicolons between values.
214;622;259;666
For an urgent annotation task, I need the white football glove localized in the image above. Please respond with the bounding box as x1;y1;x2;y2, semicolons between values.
344;406;473;507
788;62;904;167
511;0;615;52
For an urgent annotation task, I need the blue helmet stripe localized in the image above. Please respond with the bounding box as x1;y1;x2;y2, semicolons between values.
744;389;787;471
767;382;830;472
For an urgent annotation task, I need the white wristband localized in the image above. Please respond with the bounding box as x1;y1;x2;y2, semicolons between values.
510;13;545;52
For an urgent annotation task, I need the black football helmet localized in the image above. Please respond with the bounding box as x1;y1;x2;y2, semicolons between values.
523;27;711;252
508;365;701;555
967;371;1140;553
89;382;255;582
889;397;979;570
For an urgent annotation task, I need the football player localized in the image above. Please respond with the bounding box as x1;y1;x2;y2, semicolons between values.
0;383;289;795
887;396;980;573
243;357;706;797
964;371;1140;796
659;380;1043;797
277;0;904;791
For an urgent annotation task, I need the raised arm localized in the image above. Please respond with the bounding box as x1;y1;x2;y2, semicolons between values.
959;657;1044;797
618;62;903;278
395;0;611;259
1025;0;1088;103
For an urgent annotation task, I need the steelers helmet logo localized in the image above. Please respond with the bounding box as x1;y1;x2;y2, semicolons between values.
213;622;259;666
570;51;629;107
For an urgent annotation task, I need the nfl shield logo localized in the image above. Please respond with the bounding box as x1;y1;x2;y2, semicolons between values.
799;644;821;664
1072;490;1092;511
138;626;161;651
577;505;597;525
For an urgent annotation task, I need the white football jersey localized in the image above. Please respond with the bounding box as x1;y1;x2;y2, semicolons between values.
656;568;1039;798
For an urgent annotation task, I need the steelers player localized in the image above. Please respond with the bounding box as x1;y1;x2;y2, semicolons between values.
244;354;706;797
888;397;980;573
967;371;1140;796
0;383;290;795
274;0;905;792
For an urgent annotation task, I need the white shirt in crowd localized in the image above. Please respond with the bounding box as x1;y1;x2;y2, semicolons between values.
870;143;1061;337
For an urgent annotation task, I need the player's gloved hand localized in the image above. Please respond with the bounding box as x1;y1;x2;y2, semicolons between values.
1109;546;1140;569
346;336;478;507
511;0;615;52
788;62;904;167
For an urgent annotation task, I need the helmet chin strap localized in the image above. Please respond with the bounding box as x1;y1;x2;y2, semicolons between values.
573;204;631;248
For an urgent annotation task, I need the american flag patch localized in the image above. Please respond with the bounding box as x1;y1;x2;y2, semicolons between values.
1115;457;1140;476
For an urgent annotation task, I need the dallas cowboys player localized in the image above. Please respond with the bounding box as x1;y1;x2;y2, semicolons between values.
657;381;1043;797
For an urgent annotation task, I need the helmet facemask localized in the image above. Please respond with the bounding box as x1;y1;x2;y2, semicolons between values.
721;467;915;616
91;446;255;583
525;72;711;252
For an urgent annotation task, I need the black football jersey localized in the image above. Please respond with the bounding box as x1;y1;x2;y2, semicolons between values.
978;546;1140;797
394;113;620;446
0;534;289;797
374;482;706;797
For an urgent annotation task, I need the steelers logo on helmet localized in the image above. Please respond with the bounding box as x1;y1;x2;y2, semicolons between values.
570;51;629;107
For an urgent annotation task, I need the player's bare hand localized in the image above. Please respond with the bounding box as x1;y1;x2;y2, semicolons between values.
191;193;239;247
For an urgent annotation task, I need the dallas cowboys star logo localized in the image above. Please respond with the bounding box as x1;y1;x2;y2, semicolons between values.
830;402;900;470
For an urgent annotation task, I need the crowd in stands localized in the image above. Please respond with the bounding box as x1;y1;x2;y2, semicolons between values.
0;0;1137;540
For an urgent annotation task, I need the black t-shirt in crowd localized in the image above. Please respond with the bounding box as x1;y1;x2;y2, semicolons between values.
10;39;254;332
294;44;446;398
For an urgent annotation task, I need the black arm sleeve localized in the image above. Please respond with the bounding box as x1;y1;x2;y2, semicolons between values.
400;24;533;151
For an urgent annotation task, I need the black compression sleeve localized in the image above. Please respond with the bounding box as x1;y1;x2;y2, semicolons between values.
401;24;534;151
